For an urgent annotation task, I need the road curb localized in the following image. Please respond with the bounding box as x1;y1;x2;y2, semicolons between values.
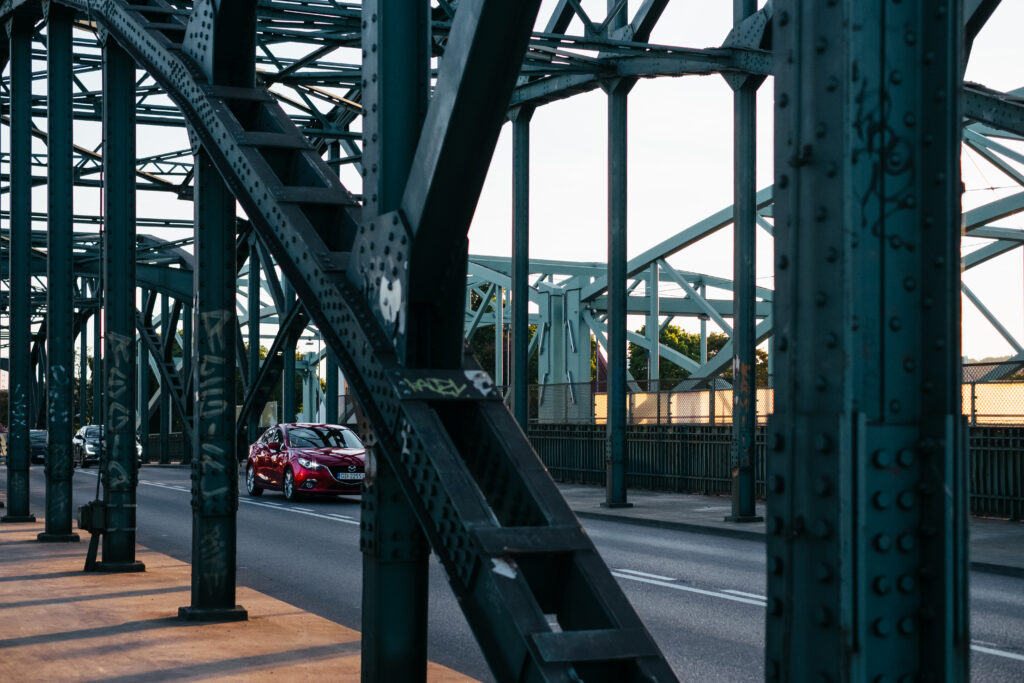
573;510;765;542
575;510;1024;577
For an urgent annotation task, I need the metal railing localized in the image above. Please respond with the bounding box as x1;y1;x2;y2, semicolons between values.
526;423;1024;519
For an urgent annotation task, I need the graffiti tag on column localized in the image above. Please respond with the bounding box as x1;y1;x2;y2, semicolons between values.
400;377;467;398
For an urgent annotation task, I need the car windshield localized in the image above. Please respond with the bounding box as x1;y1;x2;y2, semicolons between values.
30;431;45;441
85;426;103;438
287;426;362;449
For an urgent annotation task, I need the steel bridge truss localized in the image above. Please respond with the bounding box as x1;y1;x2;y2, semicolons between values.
1;0;1022;680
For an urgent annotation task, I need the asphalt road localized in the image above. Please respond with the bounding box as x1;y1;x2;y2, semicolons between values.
9;464;1024;682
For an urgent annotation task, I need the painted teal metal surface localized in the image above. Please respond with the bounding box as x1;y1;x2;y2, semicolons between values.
39;5;78;542
769;1;968;679
97;36;142;572
3;13;37;525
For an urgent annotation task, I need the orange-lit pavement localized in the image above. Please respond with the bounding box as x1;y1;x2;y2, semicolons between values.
0;520;476;682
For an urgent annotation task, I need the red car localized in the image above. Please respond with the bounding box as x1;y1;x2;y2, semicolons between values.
246;423;366;501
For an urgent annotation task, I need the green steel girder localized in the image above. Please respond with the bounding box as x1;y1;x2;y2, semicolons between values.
34;0;679;678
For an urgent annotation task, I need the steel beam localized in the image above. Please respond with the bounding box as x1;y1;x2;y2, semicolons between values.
159;293;171;463
769;1;967;679
726;0;761;525
247;239;261;445
359;2;430;678
39;4;79;542
3;12;36;524
510;105;533;428
96;36;143;572
178;150;246;622
604;44;633;508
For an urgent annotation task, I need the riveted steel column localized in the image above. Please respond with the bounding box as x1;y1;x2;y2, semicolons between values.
79;310;88;427
604;62;634;507
360;2;431;679
282;280;296;422
182;303;192;443
646;264;660;387
493;286;503;385
92;294;102;425
97;38;143;571
768;1;966;679
510;105;533;428
178;151;247;621
138;336;149;463
325;352;338;423
39;5;79;541
159;294;171;463
247;239;261;442
3;13;36;524
726;0;761;524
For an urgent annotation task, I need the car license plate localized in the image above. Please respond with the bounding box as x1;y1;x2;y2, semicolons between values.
337;472;364;480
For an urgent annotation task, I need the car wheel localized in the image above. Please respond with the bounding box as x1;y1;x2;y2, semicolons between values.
246;464;263;497
283;467;298;502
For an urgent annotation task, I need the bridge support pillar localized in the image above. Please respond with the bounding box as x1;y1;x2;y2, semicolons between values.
359;2;431;679
39;4;79;542
96;37;143;572
603;71;634;508
159;294;171;463
178;151;246;622
3;12;36;525
247;238;261;444
510;105;534;429
726;0;762;525
769;1;967;679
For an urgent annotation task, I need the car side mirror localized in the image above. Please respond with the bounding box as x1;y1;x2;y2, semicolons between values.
267;441;281;451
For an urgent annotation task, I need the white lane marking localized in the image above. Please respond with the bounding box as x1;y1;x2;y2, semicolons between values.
328;514;355;521
723;589;767;600
78;472;360;526
613;568;677;582
611;571;767;607
971;643;1024;662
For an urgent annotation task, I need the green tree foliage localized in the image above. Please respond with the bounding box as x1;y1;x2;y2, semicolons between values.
628;325;769;387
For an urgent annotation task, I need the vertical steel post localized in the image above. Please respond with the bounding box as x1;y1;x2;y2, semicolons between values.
80;308;88;428
768;1;967;679
493;286;504;386
360;2;430;679
511;106;533;428
182;303;192;441
159;294;171;462
178;151;247;621
39;5;79;541
3;13;36;524
247;239;261;442
726;0;762;524
647;264;660;388
325;352;338;423
92;293;102;426
97;37;143;571
604;0;633;507
282;280;296;422
137;337;149;463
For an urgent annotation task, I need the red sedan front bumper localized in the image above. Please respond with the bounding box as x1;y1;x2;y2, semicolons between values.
292;464;364;494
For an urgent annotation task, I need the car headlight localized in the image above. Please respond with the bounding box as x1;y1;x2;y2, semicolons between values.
296;457;324;471
85;444;98;454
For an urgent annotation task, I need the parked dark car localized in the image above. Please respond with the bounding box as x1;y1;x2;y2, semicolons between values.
72;425;143;468
29;430;47;464
246;423;365;501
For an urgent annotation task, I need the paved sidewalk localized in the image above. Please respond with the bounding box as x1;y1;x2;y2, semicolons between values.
0;519;475;683
558;483;1024;577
